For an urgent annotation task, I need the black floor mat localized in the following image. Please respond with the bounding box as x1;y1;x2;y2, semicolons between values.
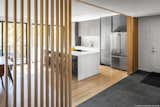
141;72;160;87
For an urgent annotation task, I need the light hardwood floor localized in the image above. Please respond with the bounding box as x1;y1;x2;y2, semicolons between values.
72;65;128;107
0;65;127;107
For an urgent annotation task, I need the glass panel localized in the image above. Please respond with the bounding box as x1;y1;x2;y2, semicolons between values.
3;22;27;63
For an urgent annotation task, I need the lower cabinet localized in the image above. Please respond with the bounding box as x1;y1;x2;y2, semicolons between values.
72;55;78;76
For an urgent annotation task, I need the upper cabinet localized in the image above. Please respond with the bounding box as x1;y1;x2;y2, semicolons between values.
78;19;100;36
112;15;127;32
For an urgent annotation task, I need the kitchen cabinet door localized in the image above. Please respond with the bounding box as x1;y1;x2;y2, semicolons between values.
78;19;100;36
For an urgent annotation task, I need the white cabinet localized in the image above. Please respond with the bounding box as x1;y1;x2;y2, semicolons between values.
78;19;100;36
72;47;100;80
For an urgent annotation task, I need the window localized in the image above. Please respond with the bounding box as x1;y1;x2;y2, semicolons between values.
32;25;50;61
1;22;27;63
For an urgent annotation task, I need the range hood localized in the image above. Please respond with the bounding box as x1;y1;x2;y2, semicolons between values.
112;15;127;32
113;25;126;32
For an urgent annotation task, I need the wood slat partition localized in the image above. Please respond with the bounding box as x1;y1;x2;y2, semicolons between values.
127;16;138;74
3;0;72;106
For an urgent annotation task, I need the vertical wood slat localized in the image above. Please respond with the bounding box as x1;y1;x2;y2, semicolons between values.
34;0;38;106
4;0;8;106
66;0;70;106
56;0;60;106
67;0;71;106
68;0;72;106
50;0;55;106
64;0;68;106
40;0;44;106
45;0;49;107
20;0;24;106
62;0;66;106
13;0;17;106
60;0;64;106
27;0;31;106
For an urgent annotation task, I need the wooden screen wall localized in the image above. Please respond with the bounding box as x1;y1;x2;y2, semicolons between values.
127;16;138;74
3;0;72;107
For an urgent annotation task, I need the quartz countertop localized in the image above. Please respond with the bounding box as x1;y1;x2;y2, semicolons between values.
72;46;100;56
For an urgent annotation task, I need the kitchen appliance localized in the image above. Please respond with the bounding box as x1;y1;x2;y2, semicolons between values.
111;32;127;71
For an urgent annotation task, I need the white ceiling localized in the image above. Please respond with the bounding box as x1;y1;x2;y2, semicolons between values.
72;0;117;22
0;0;160;22
81;0;160;17
0;0;118;22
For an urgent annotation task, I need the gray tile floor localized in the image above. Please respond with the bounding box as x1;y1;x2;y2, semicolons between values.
78;71;160;107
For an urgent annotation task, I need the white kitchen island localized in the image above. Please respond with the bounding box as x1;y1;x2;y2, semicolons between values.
72;47;100;80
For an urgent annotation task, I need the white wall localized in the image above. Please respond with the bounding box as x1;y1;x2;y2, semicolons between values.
138;15;160;72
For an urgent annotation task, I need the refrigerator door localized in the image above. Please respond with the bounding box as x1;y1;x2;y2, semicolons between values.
111;32;127;71
120;32;127;56
111;32;121;56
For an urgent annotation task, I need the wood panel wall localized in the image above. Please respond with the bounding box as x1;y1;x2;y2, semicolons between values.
127;16;138;74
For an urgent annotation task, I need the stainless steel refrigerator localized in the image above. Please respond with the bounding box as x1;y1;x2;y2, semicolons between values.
111;32;127;71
